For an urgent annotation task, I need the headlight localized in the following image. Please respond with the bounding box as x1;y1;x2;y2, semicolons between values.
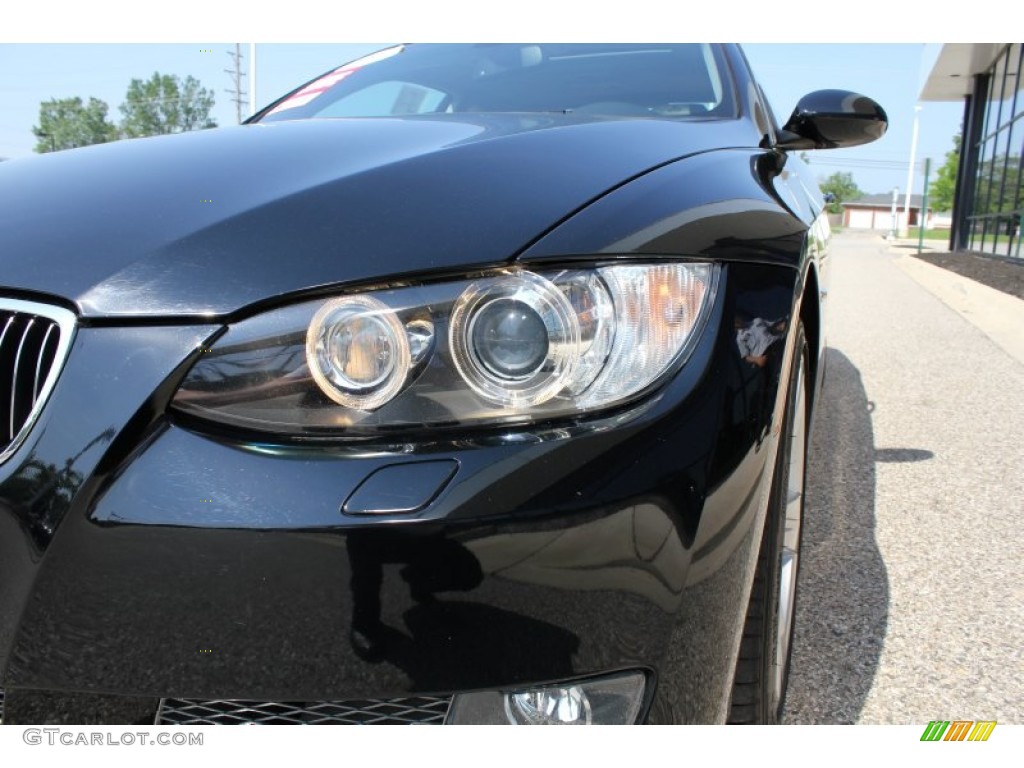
171;262;717;437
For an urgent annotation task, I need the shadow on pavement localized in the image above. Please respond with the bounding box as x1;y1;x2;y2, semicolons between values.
874;448;934;463
783;347;890;723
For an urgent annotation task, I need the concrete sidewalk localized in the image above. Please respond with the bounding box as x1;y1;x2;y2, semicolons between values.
783;230;1024;724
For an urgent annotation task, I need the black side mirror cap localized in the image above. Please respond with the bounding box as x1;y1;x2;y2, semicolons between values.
776;89;888;150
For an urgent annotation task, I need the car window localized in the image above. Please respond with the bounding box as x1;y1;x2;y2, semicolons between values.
258;44;736;122
316;80;450;118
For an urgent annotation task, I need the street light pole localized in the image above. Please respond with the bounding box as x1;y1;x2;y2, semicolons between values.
889;187;899;240
918;158;932;255
901;104;922;237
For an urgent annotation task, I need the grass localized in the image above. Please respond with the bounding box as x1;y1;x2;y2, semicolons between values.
909;225;1019;256
905;228;952;241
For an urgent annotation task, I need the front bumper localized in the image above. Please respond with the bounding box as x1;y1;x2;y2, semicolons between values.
0;262;795;724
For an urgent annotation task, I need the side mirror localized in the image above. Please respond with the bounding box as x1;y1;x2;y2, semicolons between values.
776;90;887;150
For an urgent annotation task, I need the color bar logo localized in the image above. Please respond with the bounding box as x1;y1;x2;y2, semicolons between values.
920;720;996;741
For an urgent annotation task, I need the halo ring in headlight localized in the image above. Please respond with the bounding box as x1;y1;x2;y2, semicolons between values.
450;272;581;408
306;295;411;411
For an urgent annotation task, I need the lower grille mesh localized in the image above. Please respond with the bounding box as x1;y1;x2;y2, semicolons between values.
156;696;452;725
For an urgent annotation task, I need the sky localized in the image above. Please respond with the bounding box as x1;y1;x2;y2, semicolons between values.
0;2;995;198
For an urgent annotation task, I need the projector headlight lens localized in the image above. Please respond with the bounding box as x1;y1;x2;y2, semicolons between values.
471;298;549;379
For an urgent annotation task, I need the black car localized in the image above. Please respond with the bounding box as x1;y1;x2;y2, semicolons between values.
0;44;885;725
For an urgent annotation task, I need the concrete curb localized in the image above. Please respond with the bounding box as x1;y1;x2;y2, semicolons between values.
885;237;947;253
893;253;1024;365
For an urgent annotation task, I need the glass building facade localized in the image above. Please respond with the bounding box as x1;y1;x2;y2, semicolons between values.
956;44;1023;258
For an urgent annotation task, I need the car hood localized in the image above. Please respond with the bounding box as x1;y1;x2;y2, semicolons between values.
0;114;756;318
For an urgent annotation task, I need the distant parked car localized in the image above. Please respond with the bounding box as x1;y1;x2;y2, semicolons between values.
0;43;885;725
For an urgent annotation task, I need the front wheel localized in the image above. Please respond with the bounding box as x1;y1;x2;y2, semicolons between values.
728;322;809;724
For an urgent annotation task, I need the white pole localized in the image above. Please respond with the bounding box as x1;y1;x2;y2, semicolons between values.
889;187;899;240
249;43;257;117
901;105;922;237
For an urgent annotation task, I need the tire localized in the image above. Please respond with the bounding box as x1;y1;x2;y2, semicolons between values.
728;322;809;724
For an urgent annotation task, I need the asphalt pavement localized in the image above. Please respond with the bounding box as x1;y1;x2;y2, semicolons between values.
783;230;1024;724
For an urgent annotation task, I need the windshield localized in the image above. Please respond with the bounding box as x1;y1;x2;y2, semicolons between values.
255;44;736;122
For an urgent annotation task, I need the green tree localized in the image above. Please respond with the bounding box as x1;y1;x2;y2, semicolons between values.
32;97;118;153
119;73;216;138
929;134;960;212
820;171;862;214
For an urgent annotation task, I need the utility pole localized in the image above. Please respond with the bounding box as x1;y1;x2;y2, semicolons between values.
225;44;248;124
249;43;257;118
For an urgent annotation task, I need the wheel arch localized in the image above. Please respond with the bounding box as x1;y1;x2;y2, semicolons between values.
798;261;820;414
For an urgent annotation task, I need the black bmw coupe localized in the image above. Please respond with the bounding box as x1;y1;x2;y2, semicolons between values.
0;44;885;725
